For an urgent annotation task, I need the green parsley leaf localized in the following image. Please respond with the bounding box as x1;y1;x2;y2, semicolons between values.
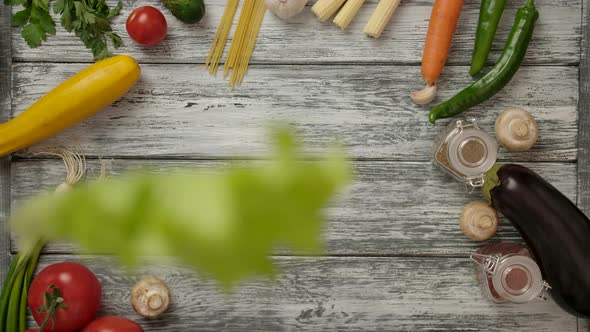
12;8;31;27
31;0;49;13
53;0;65;15
5;0;26;7
106;31;122;48
107;1;122;19
14;0;122;59
36;10;56;34
21;23;47;47
60;9;73;31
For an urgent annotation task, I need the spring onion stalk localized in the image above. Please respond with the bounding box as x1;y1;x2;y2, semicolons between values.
0;240;45;332
1;147;86;331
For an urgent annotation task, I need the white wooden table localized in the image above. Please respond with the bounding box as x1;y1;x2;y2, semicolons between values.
2;0;590;330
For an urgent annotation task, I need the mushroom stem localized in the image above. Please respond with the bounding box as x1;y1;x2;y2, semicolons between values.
509;118;530;138
460;201;498;241
495;108;538;152
472;212;494;229
131;277;171;319
411;84;437;105
147;293;164;310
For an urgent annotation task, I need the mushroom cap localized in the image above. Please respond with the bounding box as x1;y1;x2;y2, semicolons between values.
131;277;171;318
495;108;538;152
460;201;498;241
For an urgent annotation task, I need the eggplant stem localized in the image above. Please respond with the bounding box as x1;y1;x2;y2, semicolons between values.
482;164;504;202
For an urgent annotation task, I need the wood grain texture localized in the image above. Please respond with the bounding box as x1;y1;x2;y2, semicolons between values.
11;0;582;65
0;2;12;283
10;159;576;256
576;0;589;329
25;255;576;332
12;64;578;161
578;0;590;220
5;0;585;328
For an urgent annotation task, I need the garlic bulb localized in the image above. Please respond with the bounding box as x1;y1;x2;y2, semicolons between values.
265;0;309;19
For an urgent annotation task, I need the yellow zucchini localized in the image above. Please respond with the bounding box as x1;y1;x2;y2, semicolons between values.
0;55;141;156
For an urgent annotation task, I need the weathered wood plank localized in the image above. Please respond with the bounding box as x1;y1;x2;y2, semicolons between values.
11;0;581;65
0;2;12;284
578;0;590;224
10;159;577;256
576;0;589;330
12;64;578;161
27;255;576;331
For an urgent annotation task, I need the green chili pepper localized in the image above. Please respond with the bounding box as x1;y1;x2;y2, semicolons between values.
470;0;506;76
429;0;538;124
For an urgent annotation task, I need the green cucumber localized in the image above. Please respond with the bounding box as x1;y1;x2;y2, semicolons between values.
163;0;206;23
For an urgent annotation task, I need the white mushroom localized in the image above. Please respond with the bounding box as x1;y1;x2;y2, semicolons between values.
411;84;437;105
460;201;498;241
495;108;538;152
131;277;171;319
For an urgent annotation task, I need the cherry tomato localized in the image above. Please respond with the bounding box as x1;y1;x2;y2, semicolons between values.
28;262;102;332
82;316;144;332
126;6;168;46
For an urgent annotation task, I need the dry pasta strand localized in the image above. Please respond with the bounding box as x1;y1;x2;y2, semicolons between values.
231;0;265;86
206;0;240;74
206;0;265;86
207;0;240;74
224;0;256;76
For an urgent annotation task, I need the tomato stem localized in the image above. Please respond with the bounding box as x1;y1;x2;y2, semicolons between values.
38;285;68;332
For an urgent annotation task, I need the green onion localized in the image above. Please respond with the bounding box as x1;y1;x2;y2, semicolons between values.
0;240;45;331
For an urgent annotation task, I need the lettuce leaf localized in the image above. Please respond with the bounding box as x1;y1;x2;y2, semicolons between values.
10;128;350;287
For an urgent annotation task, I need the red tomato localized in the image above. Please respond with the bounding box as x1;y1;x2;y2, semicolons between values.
126;6;168;46
28;262;102;332
82;316;144;332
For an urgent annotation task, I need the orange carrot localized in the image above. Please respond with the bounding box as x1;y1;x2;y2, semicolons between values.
411;0;464;106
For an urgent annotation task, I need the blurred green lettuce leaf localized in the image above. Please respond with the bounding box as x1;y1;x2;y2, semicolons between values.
10;128;350;287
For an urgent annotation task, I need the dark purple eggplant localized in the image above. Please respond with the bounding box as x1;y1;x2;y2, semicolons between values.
482;163;590;317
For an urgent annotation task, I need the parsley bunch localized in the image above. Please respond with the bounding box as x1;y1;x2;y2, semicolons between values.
6;0;123;60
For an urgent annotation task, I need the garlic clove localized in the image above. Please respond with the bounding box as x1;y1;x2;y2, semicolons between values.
495;108;539;152
460;201;498;241
411;84;437;105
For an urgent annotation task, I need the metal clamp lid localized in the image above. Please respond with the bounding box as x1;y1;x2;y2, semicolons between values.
447;121;498;181
470;253;551;303
432;119;498;191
